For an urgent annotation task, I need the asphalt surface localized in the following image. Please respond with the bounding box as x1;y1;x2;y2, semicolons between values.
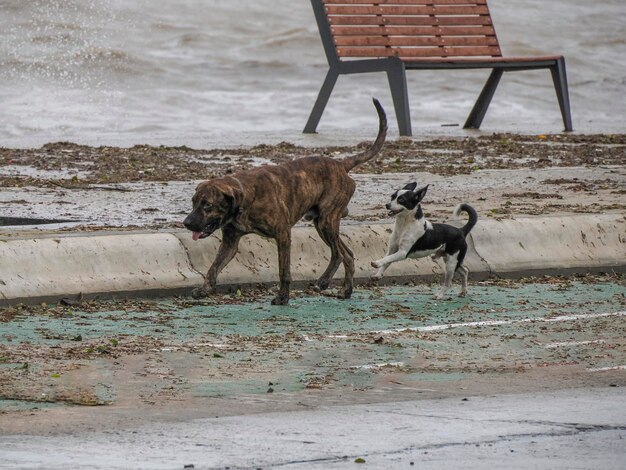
1;387;624;469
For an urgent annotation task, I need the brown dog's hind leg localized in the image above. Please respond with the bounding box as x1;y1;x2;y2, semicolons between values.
192;226;243;299
337;237;354;299
315;214;355;299
271;230;292;306
313;177;354;296
313;216;343;292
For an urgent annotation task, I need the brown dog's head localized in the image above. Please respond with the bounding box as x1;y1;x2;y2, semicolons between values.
183;179;241;240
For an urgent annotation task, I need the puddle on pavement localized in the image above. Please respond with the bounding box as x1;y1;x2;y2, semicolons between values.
0;399;69;412
0;164;90;180
0;216;80;227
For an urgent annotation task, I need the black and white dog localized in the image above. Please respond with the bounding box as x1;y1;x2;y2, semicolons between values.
371;183;478;299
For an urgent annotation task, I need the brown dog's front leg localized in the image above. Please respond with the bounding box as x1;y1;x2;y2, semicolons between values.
271;231;291;306
192;227;242;299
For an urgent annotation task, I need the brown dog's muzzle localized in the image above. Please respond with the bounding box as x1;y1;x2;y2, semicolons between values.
183;211;222;240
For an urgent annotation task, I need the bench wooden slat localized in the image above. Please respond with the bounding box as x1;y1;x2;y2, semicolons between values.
325;5;490;15
331;25;496;36
328;16;493;26
334;36;498;47
324;0;488;5
337;45;501;57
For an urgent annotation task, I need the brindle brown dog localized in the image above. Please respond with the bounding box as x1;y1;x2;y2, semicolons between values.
183;98;387;305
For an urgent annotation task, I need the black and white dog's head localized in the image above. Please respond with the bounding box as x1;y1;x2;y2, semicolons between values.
386;182;429;216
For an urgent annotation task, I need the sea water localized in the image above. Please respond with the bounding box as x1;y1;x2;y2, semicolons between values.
0;0;624;145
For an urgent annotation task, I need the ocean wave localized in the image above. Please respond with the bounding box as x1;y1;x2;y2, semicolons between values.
175;32;214;46
238;59;296;70
0;48;164;85
258;28;314;47
73;46;132;63
30;32;74;45
0;0;31;13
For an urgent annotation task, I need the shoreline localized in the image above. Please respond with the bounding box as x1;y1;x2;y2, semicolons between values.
3;126;626;150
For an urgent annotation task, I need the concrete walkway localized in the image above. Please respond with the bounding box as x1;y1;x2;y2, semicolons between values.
1;387;624;469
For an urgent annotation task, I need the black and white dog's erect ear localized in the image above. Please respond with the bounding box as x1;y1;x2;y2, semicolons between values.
402;182;418;191
414;184;429;203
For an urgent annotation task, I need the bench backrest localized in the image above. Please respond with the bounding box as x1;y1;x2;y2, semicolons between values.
313;0;502;62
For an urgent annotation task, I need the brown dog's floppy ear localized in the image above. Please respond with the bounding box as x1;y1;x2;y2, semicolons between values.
220;183;243;213
223;192;237;212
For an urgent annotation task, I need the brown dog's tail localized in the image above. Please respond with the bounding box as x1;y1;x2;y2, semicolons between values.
343;98;387;172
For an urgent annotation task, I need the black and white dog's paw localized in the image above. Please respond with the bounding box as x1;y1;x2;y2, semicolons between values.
370;273;382;281
371;260;382;269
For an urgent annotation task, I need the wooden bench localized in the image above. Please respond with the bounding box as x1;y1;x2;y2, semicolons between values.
304;0;573;136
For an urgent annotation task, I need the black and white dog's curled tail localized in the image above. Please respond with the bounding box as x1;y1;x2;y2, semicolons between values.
453;204;478;237
343;98;388;172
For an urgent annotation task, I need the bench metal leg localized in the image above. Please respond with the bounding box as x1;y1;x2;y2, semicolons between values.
550;57;573;132
464;68;503;129
386;63;412;137
304;68;339;134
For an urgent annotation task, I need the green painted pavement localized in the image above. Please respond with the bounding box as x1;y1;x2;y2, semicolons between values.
1;281;624;404
2;282;624;346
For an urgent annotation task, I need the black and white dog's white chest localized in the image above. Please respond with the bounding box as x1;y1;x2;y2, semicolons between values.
393;216;444;260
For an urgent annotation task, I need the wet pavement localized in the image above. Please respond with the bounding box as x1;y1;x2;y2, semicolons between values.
2;387;624;470
1;276;625;468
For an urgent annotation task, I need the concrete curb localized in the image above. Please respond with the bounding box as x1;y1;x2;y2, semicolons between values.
1;214;625;305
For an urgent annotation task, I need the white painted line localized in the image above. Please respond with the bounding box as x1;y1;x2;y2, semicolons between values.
586;365;626;372
545;340;605;349
151;342;229;352
352;362;405;370
416;319;512;333
372;311;626;335
190;342;229;348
